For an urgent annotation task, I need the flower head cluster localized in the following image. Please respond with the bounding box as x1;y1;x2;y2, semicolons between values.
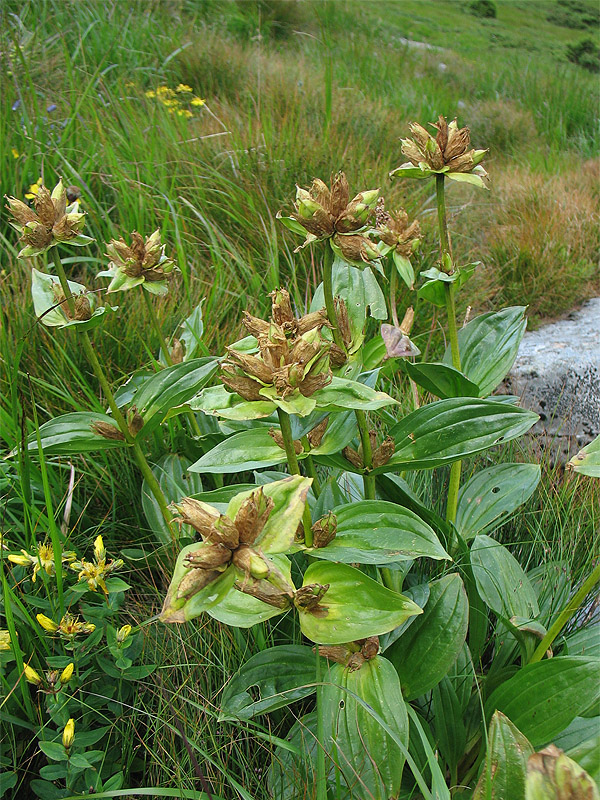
8;541;76;583
221;288;332;402
23;661;74;692
70;535;124;595
391;116;488;188
37;612;96;640
278;172;380;265
5;179;92;258
145;84;206;118
376;203;421;259
98;230;176;295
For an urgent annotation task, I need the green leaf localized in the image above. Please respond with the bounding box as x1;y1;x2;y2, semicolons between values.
568;434;600;478
309;410;357;456
315;376;397;411
161;301;204;364
37;741;68;761
393;250;415;290
226;476;311;554
260;386;317;417
432;676;466;773
444;307;527;397
322;657;408;800
191;384;276;420
17;412;127;456
133;358;218;432
189;428;290;474
446;171;488;188
486;656;600;747
142;454;203;544
219;645;318;721
418;264;477;307
563;625;600;658
473;711;534;800
456;463;541;539
31;268;117;331
298;562;422;644
398;360;480;399
208;555;292;628
387;573;469;700
471;535;539;620
308;500;450;564
160;551;235;624
381;398;538;473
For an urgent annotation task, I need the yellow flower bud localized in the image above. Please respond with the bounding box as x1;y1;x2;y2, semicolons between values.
93;535;105;562
116;625;132;643
24;664;43;685
62;718;75;749
36;613;59;632
60;663;74;683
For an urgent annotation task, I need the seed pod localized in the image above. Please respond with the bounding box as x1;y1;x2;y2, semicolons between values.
269;288;294;326
170;498;223;538
294;583;329;616
127;406;144;436
296;309;329;336
176;567;222;601
91;421;125;441
311;512;337;549
269;428;302;454
233;545;271;580
343;446;363;470
170;338;184;364
233;487;274;545
373;436;396;468
220;365;265;401
360;636;380;660
307;417;328;448
242;311;271;338
235;578;292;609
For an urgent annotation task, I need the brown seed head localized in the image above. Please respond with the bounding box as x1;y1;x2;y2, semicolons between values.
91;421;125;441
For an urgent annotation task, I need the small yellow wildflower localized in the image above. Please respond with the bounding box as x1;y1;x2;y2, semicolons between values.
0;630;12;651
37;612;95;639
176;83;193;93
178;109;193;119
161;99;179;108
156;86;174;98
24;664;43;685
190;96;205;107
12;148;20;159
24;177;43;200
8;542;77;583
62;718;75;749
116;624;132;643
60;663;74;683
70;535;124;595
145;90;156;98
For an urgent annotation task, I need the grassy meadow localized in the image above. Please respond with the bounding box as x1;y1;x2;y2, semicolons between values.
0;0;599;797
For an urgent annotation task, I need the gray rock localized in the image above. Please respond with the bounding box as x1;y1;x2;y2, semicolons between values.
505;298;600;460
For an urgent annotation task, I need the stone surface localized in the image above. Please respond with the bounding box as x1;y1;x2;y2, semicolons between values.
505;298;600;460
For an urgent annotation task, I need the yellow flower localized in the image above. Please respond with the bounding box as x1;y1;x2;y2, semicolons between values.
60;663;74;683
24;664;43;685
37;613;95;639
24;177;43;200
0;630;11;651
161;98;179;108
37;613;60;632
12;148;20;159
145;89;156;98
176;83;193;93
62;718;75;749
116;625;132;643
70;536;124;595
8;542;77;583
178;109;193;119
93;535;105;562
156;86;174;97
190;96;205;107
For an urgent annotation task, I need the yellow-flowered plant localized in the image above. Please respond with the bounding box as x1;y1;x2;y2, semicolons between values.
0;630;11;651
62;718;75;749
145;84;205;117
69;535;124;595
36;612;96;639
8;542;76;583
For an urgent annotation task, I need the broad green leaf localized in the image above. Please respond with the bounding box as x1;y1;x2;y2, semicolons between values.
134;357;218;432
448;642;475;713
18;412;127;456
37;741;68;762
190;384;276;420
220;645;318;721
564;734;600;786
473;711;534;800
432;676;466;773
387;573;469;700
298;562;422;644
568;434;600;478
563;624;600;658
381;398;538;473
189;428;291;473
260;385;317;417
31;268;117;331
528;561;571;628
376;473;455;544
551;716;600;753
379;583;430;652
418;264;477;307
142;454;202;544
444;307;527;397
315;376;397;412
393;250;415;290
160;548;235;623
399;360;480;399
161;301;204;364
486;656;600;747
189;483;256;512
456;463;541;539
322;657;408;800
309;410;357;456
226;475;311;554
307;500;450;564
471;535;539;620
208;555;293;628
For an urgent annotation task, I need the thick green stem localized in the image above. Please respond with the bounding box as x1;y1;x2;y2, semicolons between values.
315;644;327;800
51;251;175;537
355;409;376;500
277;408;313;544
301;437;321;498
529;563;600;664
322;244;345;351
389;263;400;328
435;177;462;524
142;288;173;367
